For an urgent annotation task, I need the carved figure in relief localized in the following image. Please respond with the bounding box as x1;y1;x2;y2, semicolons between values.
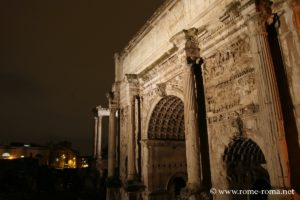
203;38;250;82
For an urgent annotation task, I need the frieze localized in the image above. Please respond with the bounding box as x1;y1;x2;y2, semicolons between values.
139;54;178;83
213;67;254;88
206;71;256;114
203;37;251;83
199;13;242;47
207;103;259;124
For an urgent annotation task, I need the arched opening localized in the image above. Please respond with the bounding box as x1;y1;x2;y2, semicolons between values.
167;176;186;200
223;137;270;200
148;95;184;140
147;96;186;199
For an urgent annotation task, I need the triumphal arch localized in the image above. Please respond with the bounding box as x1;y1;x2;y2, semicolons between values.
98;0;300;199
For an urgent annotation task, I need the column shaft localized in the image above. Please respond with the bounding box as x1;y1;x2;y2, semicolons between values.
247;9;290;187
183;64;202;187
127;98;137;180
108;108;117;177
97;116;103;159
94;117;99;158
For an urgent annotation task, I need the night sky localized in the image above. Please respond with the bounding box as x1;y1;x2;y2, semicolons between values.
0;0;164;155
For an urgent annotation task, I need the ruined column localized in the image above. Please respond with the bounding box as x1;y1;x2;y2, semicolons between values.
93;116;99;158
242;2;291;188
95;106;110;160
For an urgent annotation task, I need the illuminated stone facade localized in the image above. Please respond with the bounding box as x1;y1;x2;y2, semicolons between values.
103;0;300;199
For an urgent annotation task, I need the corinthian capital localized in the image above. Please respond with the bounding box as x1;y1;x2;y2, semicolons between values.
170;28;201;64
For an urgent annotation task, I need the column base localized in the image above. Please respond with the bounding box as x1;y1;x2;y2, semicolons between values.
106;188;120;200
124;180;145;192
106;177;121;188
180;183;212;200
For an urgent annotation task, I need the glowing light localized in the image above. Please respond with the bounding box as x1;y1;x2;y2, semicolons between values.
2;153;10;157
24;144;30;147
20;155;25;158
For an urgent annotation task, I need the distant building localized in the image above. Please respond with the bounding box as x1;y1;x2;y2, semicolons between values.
0;142;50;165
49;141;79;169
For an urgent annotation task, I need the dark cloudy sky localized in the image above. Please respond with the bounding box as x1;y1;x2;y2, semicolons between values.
0;0;164;155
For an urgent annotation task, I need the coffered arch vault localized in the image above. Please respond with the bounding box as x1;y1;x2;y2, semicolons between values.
148;95;184;140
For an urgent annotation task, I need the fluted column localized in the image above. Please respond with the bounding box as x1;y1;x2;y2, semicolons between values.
107;92;117;178
171;28;207;199
182;29;204;199
93;116;99;158
183;62;202;190
243;3;291;188
127;95;137;181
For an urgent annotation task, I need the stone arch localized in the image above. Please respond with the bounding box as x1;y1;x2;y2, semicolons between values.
166;173;187;200
223;136;270;200
166;172;187;190
147;95;184;140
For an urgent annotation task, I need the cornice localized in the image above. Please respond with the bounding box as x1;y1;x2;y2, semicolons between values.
118;0;180;60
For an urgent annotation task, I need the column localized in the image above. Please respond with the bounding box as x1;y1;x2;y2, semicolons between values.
106;92;120;200
171;28;209;200
95;106;110;161
124;74;139;182
107;92;117;178
183;29;204;199
127;95;137;181
124;74;144;195
183;61;202;191
243;3;291;188
93;116;98;158
97;115;103;159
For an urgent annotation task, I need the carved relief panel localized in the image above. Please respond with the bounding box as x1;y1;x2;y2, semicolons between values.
203;36;258;126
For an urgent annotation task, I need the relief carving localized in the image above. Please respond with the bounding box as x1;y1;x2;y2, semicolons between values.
203;36;257;120
206;72;255;115
203;37;250;83
207;103;259;124
156;83;167;97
